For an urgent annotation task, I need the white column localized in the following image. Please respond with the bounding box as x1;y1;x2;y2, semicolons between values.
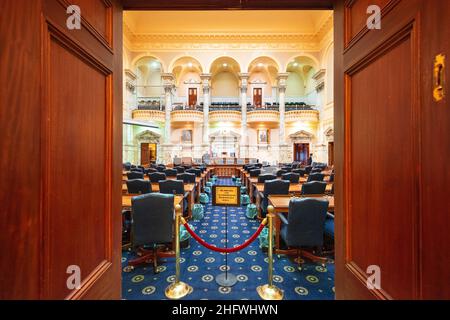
239;73;249;158
161;73;175;163
277;73;289;163
201;73;212;145
164;86;172;144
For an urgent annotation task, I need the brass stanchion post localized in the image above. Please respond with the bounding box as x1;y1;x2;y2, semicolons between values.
257;205;283;300
165;204;192;299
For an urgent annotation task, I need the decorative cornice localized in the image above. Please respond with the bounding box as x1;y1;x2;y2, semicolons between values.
124;12;334;52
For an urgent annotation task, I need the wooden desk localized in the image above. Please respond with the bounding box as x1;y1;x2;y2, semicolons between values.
122;184;196;219
253;182;333;218
268;195;335;254
122;194;183;209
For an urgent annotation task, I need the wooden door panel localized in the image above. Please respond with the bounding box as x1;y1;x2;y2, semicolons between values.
346;36;416;299
345;0;392;45
337;0;422;300
42;0;122;300
46;37;111;299
70;0;113;44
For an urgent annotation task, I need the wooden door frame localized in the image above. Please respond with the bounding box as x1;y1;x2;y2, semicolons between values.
119;0;343;299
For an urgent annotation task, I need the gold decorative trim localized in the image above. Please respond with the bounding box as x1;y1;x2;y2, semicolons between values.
132;110;165;122
171;110;204;123
285;110;319;123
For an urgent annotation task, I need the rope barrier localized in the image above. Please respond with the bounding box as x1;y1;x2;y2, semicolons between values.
181;217;267;253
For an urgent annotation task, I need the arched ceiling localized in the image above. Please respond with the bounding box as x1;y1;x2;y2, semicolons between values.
210;57;241;77
170;56;203;85
248;57;280;85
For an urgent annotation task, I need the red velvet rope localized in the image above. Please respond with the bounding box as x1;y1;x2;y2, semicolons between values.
183;221;266;253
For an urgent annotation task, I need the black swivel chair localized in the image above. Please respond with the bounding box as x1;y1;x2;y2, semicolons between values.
177;173;196;184
307;173;325;182
186;168;201;177
130;193;174;273
249;169;261;177
282;173;300;184
258;174;277;183
164;168;178;178
159;180;189;216
276;169;288;177
126;179;152;194
281;166;292;172
311;168;323;174
279;198;329;269
174;166;185;173
131;168;144;173
304;166;313;174
301;181;327;195
260;180;290;217
146;168;158;174
292;168;306;177
156;166;166;172
149;172;167;183
123;162;132;171
127;171;144;180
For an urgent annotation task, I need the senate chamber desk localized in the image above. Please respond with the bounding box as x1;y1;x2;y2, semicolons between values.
268;195;335;254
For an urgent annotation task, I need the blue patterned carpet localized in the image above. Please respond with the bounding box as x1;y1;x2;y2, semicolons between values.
122;178;335;300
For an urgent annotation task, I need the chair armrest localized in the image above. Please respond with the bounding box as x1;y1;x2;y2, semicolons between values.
277;212;289;225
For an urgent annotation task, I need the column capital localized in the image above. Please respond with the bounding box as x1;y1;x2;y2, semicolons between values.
200;73;212;93
200;73;212;81
161;73;175;89
277;73;289;92
239;73;250;92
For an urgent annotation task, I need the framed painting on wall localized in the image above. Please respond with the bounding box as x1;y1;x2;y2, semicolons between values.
257;129;269;144
181;130;193;143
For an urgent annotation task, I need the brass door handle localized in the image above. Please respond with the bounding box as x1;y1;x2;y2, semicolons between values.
433;54;445;102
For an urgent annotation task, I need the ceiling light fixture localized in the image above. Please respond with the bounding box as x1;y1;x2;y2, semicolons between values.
257;63;264;67
223;63;228;67
187;62;193;68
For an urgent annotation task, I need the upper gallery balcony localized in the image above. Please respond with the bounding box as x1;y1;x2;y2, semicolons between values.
285;103;319;124
171;104;204;123
247;105;280;125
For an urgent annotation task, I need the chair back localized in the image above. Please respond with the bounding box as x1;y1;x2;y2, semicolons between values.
159;180;185;195
156;166;166;172
186;168;201;177
174;166;185;173
249;169;261;177
304;166;312;174
276;169;287;177
164;168;178;177
258;174;276;183
292;168;305;177
301;181;327;195
281;173;300;183
146;168;158;174
131;193;174;247
127;171;144;180
177;173;196;184
149;172;167;183
123;162;131;171
311;168;323;174
126;179;152;194
307;173;325;182
263;179;290;197
285;198;328;247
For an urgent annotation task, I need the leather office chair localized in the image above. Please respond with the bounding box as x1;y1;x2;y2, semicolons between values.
276;169;288;177
292;168;306;177
279;198;329;269
281;166;292;172
301;181;327;195
131;168;144;173
307;173;325;182
260;179;290;217
123;162;132;171
149;172;167;183
127;171;144;180
177;173;196;184
146;168;158;174
126;179;152;194
174;166;185;173
130;193;175;273
304;166;312;174
186;168;201;177
311;168;323;174
282;173;300;183
164;168;178;177
258;174;277;183
253;163;263;168
159;180;189;216
249;169;261;177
